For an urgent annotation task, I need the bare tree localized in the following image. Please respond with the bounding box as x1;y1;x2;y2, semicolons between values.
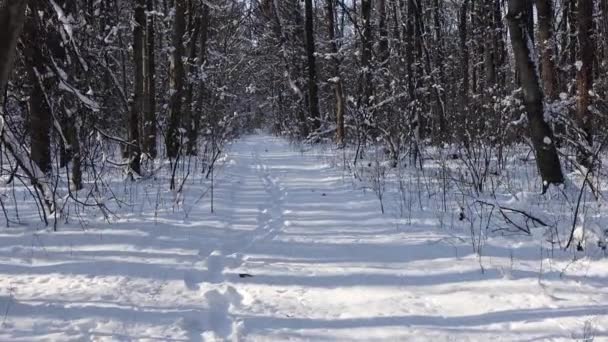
189;3;210;155
0;0;27;99
166;0;186;158
129;0;145;175
304;0;320;133
325;0;345;145
360;0;373;108
0;0;55;212
24;2;52;174
576;0;594;166
536;0;558;100
143;0;157;159
507;0;564;190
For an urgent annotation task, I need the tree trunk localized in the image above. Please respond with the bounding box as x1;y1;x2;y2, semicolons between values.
459;0;470;113
602;0;608;64
304;0;320;132
507;0;564;190
129;0;145;175
143;0;157;159
190;3;209;156
0;0;27;100
166;0;186;158
185;10;201;155
576;0;594;166
24;3;51;174
0;0;55;212
360;0;373;107
536;0;558;100
65;106;82;191
377;0;389;64
433;0;446;138
325;0;345;145
567;0;577;82
493;0;506;87
483;0;496;87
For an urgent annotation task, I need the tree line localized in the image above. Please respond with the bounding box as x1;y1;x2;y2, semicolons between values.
0;0;607;215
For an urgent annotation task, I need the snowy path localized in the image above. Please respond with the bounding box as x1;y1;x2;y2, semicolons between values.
1;134;608;341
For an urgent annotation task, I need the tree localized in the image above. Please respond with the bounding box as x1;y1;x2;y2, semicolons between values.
23;2;52;174
129;0;145;175
576;0;594;166
304;0;320;133
507;0;564;190
536;0;558;100
143;0;157;159
325;0;345;145
184;4;202;155
0;0;55;212
360;0;373;108
0;0;27;99
459;0;470;115
166;0;186;158
189;3;210;156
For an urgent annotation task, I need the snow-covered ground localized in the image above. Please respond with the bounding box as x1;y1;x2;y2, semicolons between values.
1;134;608;341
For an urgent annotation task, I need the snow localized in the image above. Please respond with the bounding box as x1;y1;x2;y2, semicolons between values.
1;134;608;341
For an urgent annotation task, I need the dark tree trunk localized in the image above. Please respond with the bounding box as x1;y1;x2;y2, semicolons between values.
602;0;608;63
325;0;345;145
576;0;594;165
166;0;186;159
567;0;577;81
360;0;373;107
129;0;145;175
190;4;209;156
185;9;201;155
493;0;506;87
304;0;320;132
0;0;27;100
507;0;564;190
24;3;51;174
143;0;157;159
536;0;558;100
483;0;496;87
377;0;389;64
0;0;53;213
459;0;470;113
433;0;446;138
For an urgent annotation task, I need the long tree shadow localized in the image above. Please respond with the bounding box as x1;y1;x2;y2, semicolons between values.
229;267;608;289
240;304;608;331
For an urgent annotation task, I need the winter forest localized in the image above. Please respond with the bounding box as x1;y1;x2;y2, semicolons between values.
1;0;608;340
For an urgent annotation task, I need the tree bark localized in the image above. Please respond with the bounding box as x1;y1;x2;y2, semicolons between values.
360;0;373;107
459;0;470;113
576;0;594;165
602;0;608;65
143;0;157;159
507;0;564;190
190;3;209;156
304;0;320;132
24;2;51;174
166;0;186;158
536;0;558;100
185;8;201;155
0;0;55;212
325;0;345;145
0;0;27;100
377;0;389;64
129;0;145;175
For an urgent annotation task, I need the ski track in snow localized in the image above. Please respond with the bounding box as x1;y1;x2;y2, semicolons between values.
1;134;608;341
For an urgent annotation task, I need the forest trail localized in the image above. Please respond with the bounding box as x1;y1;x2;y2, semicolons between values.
1;133;608;341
